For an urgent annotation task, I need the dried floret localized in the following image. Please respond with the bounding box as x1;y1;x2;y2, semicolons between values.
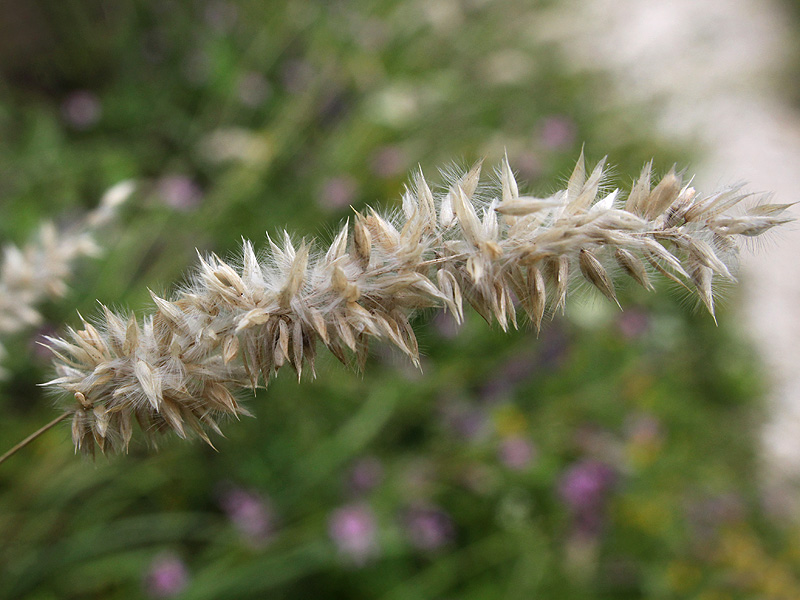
42;156;793;456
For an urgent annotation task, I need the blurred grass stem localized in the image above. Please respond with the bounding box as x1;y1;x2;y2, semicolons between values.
0;412;70;466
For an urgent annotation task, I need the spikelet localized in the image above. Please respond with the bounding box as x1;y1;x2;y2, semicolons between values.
0;181;134;377
42;156;793;456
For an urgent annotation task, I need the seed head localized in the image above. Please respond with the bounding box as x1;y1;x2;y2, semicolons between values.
43;155;793;456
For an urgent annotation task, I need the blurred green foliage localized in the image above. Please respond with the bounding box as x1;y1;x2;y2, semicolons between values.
0;1;797;599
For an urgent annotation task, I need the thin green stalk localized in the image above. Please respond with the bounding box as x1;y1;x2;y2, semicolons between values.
0;412;70;467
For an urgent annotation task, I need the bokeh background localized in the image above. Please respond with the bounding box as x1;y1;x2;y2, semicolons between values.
0;1;799;598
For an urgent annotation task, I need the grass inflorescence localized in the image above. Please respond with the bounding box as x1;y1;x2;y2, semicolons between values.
43;154;793;456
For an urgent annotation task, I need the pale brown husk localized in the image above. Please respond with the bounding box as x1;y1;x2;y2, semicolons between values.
42;156;793;455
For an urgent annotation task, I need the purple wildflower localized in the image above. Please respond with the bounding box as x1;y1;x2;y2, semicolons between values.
346;456;383;496
370;145;408;179
558;460;617;536
625;413;662;446
143;552;188;598
540;116;577;150
219;487;275;547
61;91;101;130
328;503;378;565
479;353;537;403
616;309;650;340
157;176;203;211
401;505;455;551
498;436;537;470
438;398;488;441
511;150;543;180
319;176;358;211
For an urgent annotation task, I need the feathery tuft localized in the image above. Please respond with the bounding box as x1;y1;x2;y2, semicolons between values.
43;156;793;456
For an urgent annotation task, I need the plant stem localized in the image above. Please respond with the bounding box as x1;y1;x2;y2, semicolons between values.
0;412;70;467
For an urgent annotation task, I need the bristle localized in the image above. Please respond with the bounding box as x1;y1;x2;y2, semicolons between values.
42;155;792;456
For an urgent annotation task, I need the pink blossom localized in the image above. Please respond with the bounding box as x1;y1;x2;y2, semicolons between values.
144;553;188;598
370;145;408;178
540;116;577;150
616;309;650;339
346;457;383;495
319;176;358;211
438;399;488;441
401;505;454;551
157;176;203;211
498;436;537;470
558;460;616;536
219;487;275;547
511;150;543;180
625;413;662;446
328;503;378;565
61;91;101;130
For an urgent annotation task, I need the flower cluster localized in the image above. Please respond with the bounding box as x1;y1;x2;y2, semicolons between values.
0;181;134;377
43;155;793;455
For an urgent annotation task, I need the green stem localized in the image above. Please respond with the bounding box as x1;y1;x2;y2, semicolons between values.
0;412;70;467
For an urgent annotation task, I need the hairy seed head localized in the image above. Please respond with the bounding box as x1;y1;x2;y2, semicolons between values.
42;155;793;456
